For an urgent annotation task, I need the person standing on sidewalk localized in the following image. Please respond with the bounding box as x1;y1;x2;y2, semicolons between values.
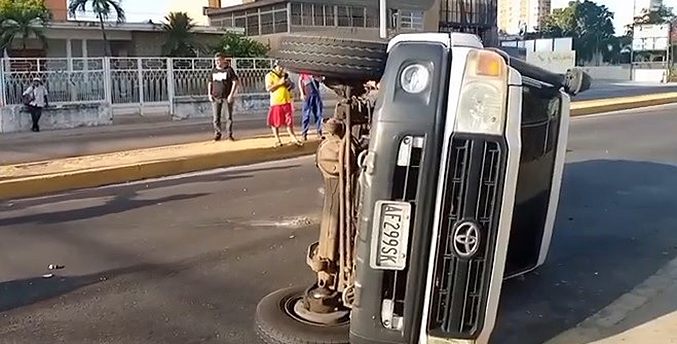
22;77;49;132
265;62;302;147
208;53;239;141
298;73;324;141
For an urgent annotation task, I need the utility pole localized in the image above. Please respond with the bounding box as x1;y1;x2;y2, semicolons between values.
631;0;637;70
380;0;387;39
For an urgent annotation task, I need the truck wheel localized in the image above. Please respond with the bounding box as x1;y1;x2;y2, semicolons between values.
275;36;388;82
255;286;350;344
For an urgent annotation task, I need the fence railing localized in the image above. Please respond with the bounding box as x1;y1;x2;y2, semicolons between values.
0;57;274;110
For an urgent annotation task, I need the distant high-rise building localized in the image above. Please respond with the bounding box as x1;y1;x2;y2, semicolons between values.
45;0;68;21
498;0;551;35
168;0;255;25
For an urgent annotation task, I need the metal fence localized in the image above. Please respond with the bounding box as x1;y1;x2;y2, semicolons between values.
0;57;273;111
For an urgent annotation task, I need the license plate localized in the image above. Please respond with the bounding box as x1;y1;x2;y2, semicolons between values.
370;201;412;271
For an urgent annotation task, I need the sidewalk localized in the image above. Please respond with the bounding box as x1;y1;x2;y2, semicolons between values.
0;134;321;200
545;257;677;344
2;92;677;200
0;102;335;165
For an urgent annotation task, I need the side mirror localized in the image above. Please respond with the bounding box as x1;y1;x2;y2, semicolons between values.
564;68;592;96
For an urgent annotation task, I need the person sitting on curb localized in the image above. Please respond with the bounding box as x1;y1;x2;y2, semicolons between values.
22;77;49;132
265;61;302;148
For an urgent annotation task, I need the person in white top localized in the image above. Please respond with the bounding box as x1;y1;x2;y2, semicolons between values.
22;77;49;132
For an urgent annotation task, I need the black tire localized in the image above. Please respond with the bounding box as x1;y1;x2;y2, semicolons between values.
255;287;350;344
275;36;388;82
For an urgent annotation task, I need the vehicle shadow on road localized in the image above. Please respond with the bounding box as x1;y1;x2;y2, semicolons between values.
0;225;315;342
0;192;209;226
0;164;303;214
0;267;131;313
492;159;677;344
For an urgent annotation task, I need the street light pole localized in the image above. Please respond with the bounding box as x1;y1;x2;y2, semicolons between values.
380;0;387;39
631;0;636;68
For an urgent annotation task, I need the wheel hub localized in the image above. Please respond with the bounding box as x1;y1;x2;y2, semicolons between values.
291;299;349;326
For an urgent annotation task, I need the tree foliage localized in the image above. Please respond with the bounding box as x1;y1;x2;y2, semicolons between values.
213;32;269;58
541;0;616;64
162;12;200;57
634;4;675;25
0;0;50;54
68;0;125;56
625;5;675;36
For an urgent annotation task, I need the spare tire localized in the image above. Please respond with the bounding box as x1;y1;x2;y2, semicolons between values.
274;36;388;82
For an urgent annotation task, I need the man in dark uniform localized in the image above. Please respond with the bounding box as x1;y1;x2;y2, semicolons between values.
208;53;240;141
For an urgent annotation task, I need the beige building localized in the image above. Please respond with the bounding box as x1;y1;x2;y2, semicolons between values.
206;0;499;48
498;0;551;35
3;0;240;58
5;21;241;58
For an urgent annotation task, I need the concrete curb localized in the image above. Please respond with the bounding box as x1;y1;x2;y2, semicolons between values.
571;92;677;116
2;93;677;201
0;141;319;200
544;256;677;344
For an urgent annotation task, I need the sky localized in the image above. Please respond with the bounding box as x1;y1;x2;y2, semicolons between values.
116;0;176;23
118;0;677;34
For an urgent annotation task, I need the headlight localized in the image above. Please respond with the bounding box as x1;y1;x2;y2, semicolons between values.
455;50;508;135
400;63;430;94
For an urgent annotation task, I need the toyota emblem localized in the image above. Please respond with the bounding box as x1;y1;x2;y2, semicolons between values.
453;222;481;259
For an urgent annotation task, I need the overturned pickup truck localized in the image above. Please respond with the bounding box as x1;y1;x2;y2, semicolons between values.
255;31;591;344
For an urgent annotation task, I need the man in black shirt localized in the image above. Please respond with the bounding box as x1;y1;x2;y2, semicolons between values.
208;53;239;141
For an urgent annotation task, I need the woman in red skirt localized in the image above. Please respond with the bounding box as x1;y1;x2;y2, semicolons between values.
265;62;302;147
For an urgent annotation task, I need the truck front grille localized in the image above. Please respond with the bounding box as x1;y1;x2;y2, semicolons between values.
428;136;506;338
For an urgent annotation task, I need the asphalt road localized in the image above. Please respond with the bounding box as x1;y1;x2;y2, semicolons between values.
2;81;676;165
573;82;677;101
1;104;677;344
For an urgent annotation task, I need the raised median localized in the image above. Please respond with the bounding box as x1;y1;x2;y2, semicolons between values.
0;136;320;200
2;93;677;200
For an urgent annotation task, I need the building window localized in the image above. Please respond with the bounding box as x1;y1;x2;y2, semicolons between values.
274;8;288;33
222;17;233;28
325;5;335;26
302;3;313;26
351;6;365;27
291;3;302;25
366;7;379;27
337;6;350;27
400;10;423;29
246;10;259;35
261;12;274;34
288;3;373;28
213;6;288;36
439;0;496;26
314;5;325;26
234;16;246;29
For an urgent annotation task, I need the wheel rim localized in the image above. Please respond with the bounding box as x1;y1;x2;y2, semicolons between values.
282;295;350;327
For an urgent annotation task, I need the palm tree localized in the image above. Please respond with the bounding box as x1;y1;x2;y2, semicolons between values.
68;0;125;56
1;7;48;54
162;12;200;57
